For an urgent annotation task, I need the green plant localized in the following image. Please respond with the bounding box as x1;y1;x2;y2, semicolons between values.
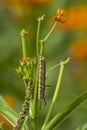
0;9;87;130
0;121;4;130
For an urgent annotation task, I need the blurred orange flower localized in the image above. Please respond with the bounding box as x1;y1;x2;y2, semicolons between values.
4;0;52;21
58;5;87;31
69;38;87;60
0;96;15;129
5;0;30;20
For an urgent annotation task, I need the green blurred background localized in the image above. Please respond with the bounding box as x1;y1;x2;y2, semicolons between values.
0;0;87;129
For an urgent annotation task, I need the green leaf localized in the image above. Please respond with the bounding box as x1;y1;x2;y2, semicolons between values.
81;123;87;130
0;96;28;130
42;91;87;130
79;123;87;130
75;123;87;130
0;95;18;127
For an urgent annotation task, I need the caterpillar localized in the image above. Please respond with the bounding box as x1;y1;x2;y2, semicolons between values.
13;77;33;130
38;56;46;103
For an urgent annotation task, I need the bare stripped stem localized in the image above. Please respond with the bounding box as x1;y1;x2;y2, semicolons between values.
20;29;28;58
42;58;70;129
36;15;45;57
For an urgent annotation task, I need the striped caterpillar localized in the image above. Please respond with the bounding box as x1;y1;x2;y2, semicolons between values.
38;56;46;103
13;77;33;130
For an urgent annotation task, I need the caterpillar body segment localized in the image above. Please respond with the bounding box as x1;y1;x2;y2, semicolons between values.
38;56;46;103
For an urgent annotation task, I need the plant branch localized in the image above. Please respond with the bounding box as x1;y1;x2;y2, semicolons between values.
40;22;57;43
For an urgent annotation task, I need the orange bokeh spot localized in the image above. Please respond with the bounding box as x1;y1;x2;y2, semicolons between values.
58;5;87;30
69;38;87;60
5;0;52;21
0;96;15;129
5;0;29;21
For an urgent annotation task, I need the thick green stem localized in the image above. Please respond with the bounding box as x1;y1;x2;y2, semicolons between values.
32;15;45;120
31;119;37;130
42;58;70;129
42;91;87;130
33;69;38;118
20;29;27;58
28;62;37;130
29;65;38;130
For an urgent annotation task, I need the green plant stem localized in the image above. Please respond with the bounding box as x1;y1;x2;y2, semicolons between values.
20;29;27;58
40;22;57;43
39;22;57;56
28;64;37;130
42;91;87;130
29;66;38;130
36;15;45;57
31;119;37;130
27;16;45;130
42;58;70;129
28;100;37;130
33;69;38;119
32;15;45;122
40;41;44;55
20;116;28;130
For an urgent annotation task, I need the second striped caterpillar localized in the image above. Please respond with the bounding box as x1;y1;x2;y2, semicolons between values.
13;77;33;130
